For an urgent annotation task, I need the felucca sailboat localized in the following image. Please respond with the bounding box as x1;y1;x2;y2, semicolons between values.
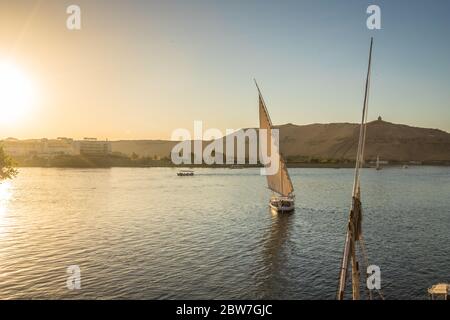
337;38;383;300
255;80;295;213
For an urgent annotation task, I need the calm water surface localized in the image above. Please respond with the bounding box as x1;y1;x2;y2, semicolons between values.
0;167;449;299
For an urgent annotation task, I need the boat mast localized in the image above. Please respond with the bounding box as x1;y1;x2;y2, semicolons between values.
337;37;373;300
280;158;283;196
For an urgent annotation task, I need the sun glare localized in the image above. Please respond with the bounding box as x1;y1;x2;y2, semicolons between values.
0;61;36;125
0;181;12;222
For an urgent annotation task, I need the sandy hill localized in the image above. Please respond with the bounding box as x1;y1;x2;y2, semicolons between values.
112;119;450;162
276;119;450;161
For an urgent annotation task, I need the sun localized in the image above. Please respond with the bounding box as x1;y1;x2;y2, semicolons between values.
0;61;36;126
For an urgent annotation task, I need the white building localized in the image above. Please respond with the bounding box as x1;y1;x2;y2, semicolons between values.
1;138;44;156
77;138;111;156
1;137;112;157
43;138;77;156
1;137;78;157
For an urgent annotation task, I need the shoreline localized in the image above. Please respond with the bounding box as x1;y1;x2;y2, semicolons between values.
11;153;450;169
14;163;450;169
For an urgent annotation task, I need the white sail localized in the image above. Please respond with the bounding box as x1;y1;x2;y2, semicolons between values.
256;82;294;197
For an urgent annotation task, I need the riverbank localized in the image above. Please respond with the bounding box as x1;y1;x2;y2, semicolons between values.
12;154;450;169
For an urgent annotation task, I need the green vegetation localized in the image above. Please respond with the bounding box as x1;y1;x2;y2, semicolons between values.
8;151;439;169
285;155;354;167
12;152;174;168
7;151;362;169
0;146;18;180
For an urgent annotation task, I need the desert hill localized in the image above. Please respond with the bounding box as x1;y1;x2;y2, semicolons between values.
111;118;450;163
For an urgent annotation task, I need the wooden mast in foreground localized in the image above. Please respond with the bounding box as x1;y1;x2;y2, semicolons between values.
337;37;373;300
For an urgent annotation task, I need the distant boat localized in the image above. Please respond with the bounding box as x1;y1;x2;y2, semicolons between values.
177;170;194;176
376;155;382;170
255;80;295;213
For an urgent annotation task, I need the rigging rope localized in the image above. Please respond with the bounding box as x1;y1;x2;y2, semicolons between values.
359;236;385;300
358;237;372;300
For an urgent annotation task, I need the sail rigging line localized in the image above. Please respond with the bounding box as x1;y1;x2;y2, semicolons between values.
352;37;373;198
357;236;372;300
360;49;372;172
280;158;283;196
359;236;385;300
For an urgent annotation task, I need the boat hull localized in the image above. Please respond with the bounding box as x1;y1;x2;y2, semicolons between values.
177;172;194;176
269;197;295;213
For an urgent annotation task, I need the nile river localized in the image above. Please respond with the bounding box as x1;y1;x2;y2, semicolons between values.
0;167;449;299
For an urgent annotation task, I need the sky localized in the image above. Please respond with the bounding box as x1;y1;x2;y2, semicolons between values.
0;0;449;140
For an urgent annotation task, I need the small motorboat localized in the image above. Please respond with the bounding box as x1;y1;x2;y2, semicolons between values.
177;170;194;176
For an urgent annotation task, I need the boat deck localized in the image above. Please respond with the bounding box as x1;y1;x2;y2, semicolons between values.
428;283;449;300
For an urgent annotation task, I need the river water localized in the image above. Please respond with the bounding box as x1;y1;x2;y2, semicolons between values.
0;167;448;299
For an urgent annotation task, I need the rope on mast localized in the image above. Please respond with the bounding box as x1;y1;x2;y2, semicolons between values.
337;37;374;300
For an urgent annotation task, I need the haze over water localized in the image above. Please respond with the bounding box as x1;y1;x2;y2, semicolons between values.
0;167;448;299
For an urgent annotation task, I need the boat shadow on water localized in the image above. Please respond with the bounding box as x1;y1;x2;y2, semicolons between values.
257;210;295;299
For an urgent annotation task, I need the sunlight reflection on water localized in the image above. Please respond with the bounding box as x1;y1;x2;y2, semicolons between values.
0;167;449;299
0;181;12;235
0;181;12;211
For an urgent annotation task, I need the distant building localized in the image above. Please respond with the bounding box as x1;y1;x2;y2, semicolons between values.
43;138;77;156
1;139;45;156
1;137;77;157
1;137;112;157
78;138;111;156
